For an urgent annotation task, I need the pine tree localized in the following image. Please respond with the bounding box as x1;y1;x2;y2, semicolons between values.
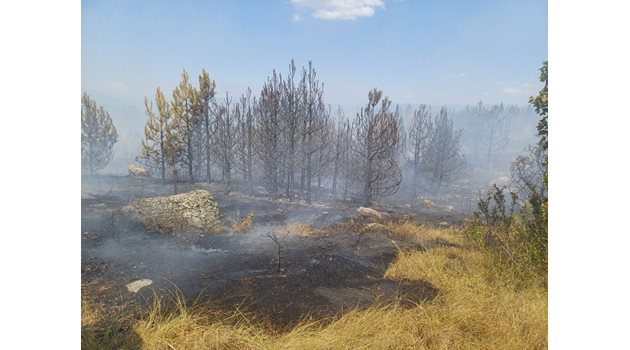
171;70;200;183
424;107;464;188
81;93;118;176
197;69;217;182
141;87;171;183
408;104;433;199
349;88;402;205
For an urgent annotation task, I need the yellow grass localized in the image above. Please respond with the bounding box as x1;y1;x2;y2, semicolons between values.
283;223;325;236
232;211;255;233
83;223;547;349
81;296;101;328
384;246;548;349
383;220;464;245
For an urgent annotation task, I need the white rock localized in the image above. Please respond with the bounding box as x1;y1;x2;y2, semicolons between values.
444;205;456;213
420;199;436;208
357;207;383;219
126;279;153;293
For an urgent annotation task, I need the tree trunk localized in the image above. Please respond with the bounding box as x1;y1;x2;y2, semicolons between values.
332;160;338;196
206;124;212;183
172;168;178;195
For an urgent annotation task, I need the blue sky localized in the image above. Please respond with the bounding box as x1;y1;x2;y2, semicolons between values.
82;0;547;124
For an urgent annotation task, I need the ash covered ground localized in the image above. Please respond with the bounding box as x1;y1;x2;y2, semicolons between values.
82;176;466;329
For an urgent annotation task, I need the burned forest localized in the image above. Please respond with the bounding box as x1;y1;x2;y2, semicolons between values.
80;2;549;348
81;59;548;349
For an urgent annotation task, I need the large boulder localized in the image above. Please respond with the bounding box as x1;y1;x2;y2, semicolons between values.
128;164;149;177
122;190;222;234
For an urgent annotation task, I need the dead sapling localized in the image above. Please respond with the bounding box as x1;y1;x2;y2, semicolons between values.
108;209;120;242
267;229;290;273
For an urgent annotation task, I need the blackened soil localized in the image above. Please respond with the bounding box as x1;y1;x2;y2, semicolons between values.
82;176;463;329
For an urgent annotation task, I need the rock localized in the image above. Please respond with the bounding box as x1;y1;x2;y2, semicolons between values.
488;176;510;189
357;207;384;219
420;199;436;208
89;203;107;211
255;186;269;195
444;205;456;213
122;190;222;234
126;279;153;293
128;164;149;177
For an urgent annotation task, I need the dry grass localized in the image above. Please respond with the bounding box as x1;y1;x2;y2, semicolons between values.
384;247;547;349
383;220;464;246
283;223;325;236
82;295;143;349
83;223;547;349
131;300;435;349
232;211;255;233
133;296;270;349
81;296;101;328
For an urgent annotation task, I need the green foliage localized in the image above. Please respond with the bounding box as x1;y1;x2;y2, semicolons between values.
477;184;518;226
171;69;201;182
470;186;547;277
466;61;549;285
81;93;118;175
529;60;548;153
141;87;177;183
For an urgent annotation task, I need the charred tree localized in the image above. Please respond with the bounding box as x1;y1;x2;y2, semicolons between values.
408;104;433;200
349;89;402;206
197;69;217;183
299;62;327;203
280;60;302;201
331;106;350;197
256;71;284;198
423;107;464;188
214;92;242;194
237;88;255;195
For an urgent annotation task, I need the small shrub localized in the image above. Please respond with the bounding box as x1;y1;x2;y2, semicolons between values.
466;183;547;285
232;211;255;233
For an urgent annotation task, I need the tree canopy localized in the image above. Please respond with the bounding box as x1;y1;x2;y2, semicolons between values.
81;93;118;175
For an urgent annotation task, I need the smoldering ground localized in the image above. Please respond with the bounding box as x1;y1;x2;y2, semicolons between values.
82;176;465;328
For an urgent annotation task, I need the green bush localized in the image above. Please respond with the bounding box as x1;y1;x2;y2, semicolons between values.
464;183;547;286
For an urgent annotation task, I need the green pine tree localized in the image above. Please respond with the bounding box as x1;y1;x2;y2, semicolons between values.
141;87;172;183
81;93;118;176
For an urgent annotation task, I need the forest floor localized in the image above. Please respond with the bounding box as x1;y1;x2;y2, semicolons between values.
81;176;546;349
82;176;465;329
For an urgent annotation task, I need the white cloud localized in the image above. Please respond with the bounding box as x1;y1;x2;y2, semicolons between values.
291;0;385;21
503;83;532;96
292;13;302;21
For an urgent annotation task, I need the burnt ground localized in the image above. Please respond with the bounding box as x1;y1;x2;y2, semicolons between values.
81;176;466;329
